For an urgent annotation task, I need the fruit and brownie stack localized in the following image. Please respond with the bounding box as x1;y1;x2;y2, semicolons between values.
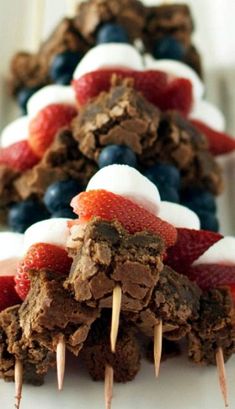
1;1;235;408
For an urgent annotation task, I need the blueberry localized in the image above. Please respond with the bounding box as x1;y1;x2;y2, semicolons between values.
197;210;219;232
98;145;137;168
17;86;40;114
51;207;77;219
43;179;82;213
8;200;49;233
181;188;216;213
55;73;73;85
144;163;181;190
96;23;129;45
157;183;180;203
49;51;82;82
153;36;185;61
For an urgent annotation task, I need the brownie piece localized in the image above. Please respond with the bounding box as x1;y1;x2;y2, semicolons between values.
144;4;202;77
188;288;235;365
128;266;201;340
65;218;165;312
0;306;55;385
19;270;98;356
72;79;161;161
81;312;140;382
74;0;146;43
14;129;98;200
0;165;20;207
9;18;88;95
72;81;223;195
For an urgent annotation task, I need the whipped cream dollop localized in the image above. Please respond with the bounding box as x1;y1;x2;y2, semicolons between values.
0;116;29;148
86;164;161;215
144;56;204;101
158;201;200;229
193;236;235;266
23;218;72;253
27;85;77;118
73;43;144;80
0;232;24;260
190;99;226;132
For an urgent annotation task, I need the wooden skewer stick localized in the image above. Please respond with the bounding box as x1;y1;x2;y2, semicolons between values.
110;285;122;353
56;336;66;391
154;320;163;378
216;347;229;407
15;359;23;409
104;365;114;409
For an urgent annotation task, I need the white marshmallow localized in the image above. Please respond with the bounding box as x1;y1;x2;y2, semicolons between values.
86;165;161;215
73;43;144;80
27;85;77;118
23;218;72;253
144;56;204;101
190;99;226;132
0;116;29;148
158;202;200;230
0;232;24;261
193;236;235;266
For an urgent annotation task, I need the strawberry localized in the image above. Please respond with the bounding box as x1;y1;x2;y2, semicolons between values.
73;69;192;115
166;228;223;273
28;104;77;158
0;276;21;312
191;119;235;156
0;140;39;172
186;264;235;291
15;243;72;300
70;189;177;248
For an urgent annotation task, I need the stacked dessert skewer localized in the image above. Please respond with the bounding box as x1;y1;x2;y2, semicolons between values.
1;1;235;408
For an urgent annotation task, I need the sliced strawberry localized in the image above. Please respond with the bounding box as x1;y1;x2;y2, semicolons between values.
0;276;21;312
191;119;235;156
187;264;235;291
71;189;177;248
73;69;192;115
29;104;77;158
0;140;39;172
166;228;223;273
15;243;72;300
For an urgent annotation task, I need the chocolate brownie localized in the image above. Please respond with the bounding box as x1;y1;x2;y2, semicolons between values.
0;306;55;385
74;0;146;44
19;269;99;356
0;165;20;207
65;218;165;312
9;18;89;95
72;80;223;194
128;266;201;340
188;288;235;365
14;128;98;200
143;4;202;77
81;312;140;382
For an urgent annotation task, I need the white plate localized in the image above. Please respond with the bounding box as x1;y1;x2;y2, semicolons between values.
1;354;235;409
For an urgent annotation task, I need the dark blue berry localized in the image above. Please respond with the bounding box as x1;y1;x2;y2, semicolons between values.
49;51;82;83
181;188;216;213
153;36;185;61
17;86;40;114
43;179;82;213
51;207;77;219
96;23;129;45
55;73;73;85
98;145;137;168
157;183;180;203
144;163;181;190
197;210;219;232
8;200;49;233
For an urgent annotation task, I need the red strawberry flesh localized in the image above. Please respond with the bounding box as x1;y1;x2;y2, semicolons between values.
187;264;235;291
0;140;39;172
70;189;177;248
15;243;72;300
166;228;223;273
191;119;235;156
